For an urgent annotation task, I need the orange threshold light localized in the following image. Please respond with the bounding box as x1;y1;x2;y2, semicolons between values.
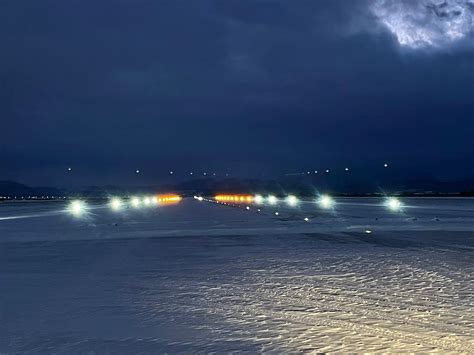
156;194;182;205
215;194;253;203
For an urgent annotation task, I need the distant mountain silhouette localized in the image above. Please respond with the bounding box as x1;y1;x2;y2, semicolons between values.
0;177;473;199
0;181;64;198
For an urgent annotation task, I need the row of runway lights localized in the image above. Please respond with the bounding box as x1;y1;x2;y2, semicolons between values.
197;194;402;233
195;194;403;212
67;193;403;218
68;195;182;217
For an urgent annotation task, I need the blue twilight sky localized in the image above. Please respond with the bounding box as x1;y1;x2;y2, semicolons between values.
1;0;473;185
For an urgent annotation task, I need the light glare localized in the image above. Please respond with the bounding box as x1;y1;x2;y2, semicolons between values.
318;195;334;209
387;197;402;211
69;200;86;217
131;197;141;208
110;198;123;211
267;195;278;205
286;195;298;207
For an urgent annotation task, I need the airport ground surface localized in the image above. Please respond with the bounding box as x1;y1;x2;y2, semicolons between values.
1;197;473;352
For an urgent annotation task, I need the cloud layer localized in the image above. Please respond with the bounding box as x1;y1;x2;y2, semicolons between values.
371;0;474;48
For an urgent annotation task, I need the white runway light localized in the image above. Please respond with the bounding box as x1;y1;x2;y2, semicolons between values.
68;200;87;217
110;197;123;211
254;194;264;204
286;195;298;207
318;195;334;209
267;195;278;205
131;196;141;208
387;197;402;211
143;197;152;206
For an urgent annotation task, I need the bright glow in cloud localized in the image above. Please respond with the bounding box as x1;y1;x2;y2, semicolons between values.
371;0;474;48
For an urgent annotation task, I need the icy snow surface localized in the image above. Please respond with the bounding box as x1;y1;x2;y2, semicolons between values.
0;197;473;352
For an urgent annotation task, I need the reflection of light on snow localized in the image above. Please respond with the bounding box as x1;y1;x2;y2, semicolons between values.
110;198;123;211
318;195;334;209
286;195;298;207
371;0;473;49
69;200;87;217
386;197;402;211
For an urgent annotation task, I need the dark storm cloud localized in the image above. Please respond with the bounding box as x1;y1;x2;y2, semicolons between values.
0;0;473;184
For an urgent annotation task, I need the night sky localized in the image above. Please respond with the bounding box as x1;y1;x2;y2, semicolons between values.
1;0;473;186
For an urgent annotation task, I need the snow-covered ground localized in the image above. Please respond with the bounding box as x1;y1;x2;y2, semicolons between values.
0;197;473;352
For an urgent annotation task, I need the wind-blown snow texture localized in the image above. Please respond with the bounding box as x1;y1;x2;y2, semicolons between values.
1;198;473;352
